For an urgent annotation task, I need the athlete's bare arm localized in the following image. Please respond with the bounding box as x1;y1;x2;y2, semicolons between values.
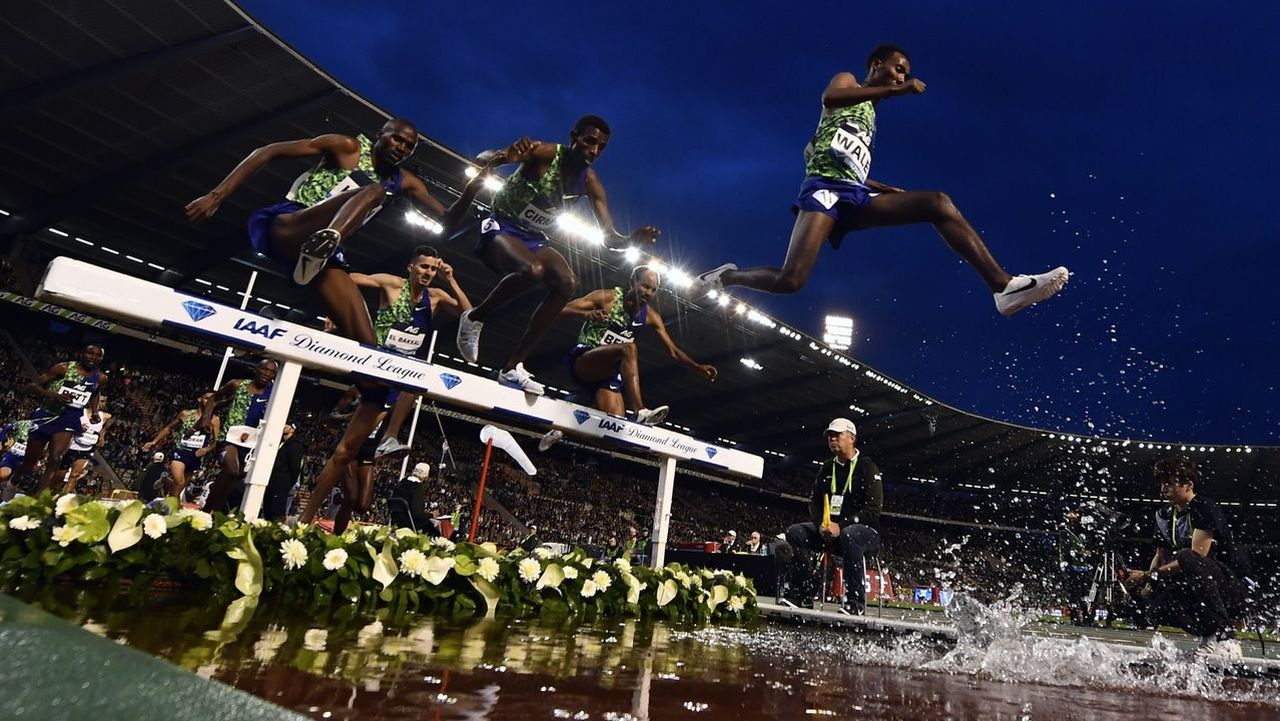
820;72;925;109
583;170;660;249
438;138;536;232
429;261;471;317
26;362;72;405
647;308;717;381
560;289;613;321
185;134;361;222
399;172;447;219
143;411;185;451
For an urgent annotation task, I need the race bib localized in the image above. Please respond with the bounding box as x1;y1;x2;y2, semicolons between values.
517;203;556;231
62;387;92;408
600;329;634;346
8;442;25;457
829;494;845;518
78;431;100;446
180;433;207;450
385;327;425;354
830;124;872;182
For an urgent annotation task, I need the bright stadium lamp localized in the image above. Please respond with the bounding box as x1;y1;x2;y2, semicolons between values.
823;314;854;351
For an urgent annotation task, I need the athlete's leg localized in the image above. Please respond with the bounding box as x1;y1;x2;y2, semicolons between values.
268;185;389;257
502;246;578;372
847;191;1011;292
379;391;418;444
573;345;644;411
301;401;383;525
333;461;360;534
36;434;73;492
592;388;627;417
203;446;243;512
312;267;378;346
168;459;189;497
60;458;89;495
13;435;47;484
469;234;547;323
719;212;837;294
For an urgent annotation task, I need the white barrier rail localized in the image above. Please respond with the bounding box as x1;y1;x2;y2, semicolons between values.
37;257;763;565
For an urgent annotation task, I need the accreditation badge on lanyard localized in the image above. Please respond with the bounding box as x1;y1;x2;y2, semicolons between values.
828;457;857;518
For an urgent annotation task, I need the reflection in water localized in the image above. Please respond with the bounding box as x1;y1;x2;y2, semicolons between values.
20;588;1280;720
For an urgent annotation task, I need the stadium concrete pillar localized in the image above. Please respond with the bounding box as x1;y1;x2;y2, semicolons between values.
648;456;678;568
239;360;301;520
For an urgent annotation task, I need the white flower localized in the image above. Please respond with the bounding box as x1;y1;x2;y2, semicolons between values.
582;557;594;568
623;574;645;605
303;628;328;652
51;525;83;547
699;568;715;580
476;556;500;582
421;555;455;585
54;494;80;517
591;570;612;592
187;510;213;531
394;527;416;539
728;595;746;613
675;571;691;589
322;548;349;571
613;557;631;573
399;549;429;578
656;579;679;607
7;515;39;531
734;573;747;587
580;579;599;598
533;546;553;559
518;557;541;583
250;517;272;529
143;514;167;539
280;538;308;570
562;565;579;579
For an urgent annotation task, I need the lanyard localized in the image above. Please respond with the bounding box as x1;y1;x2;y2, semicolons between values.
830;456;858;495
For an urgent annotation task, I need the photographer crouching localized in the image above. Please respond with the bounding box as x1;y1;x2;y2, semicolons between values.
1122;456;1251;658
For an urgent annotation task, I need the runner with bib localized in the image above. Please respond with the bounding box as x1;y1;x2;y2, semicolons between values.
698;45;1069;317
0;419;34;493
348;244;471;458
199;359;276;513
454;117;661;394
58;402;112;495
143;393;220;499
15;344;107;493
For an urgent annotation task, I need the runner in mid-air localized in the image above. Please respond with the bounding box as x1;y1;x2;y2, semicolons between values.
698;45;1068;317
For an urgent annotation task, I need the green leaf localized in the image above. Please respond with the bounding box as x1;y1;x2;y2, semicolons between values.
379;587;395;603
453;555;477;577
63;502;111;544
224;526;263;597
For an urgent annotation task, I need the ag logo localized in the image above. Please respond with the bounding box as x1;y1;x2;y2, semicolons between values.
182;300;216;322
439;372;462;390
705;447;718;459
573;410;590;425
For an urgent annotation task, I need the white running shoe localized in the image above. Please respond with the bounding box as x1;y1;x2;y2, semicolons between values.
636;406;669;426
374;437;409;459
293;228;341;285
1194;636;1243;660
696;263;737;293
538;429;564;452
497;363;545;395
456;308;483;362
994;266;1070;317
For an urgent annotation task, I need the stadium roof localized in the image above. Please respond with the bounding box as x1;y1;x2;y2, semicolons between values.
1;0;1275;504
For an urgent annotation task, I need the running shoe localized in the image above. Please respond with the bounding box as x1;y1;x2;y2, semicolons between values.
538;429;564;452
497;363;545;395
695;263;737;293
374;437;409;459
293;228;342;285
456;308;483;363
636;405;670;426
1194;636;1243;660
993;266;1070;317
838;598;866;616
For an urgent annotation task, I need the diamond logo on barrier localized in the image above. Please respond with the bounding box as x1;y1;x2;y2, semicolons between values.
440;373;462;390
705;447;718;459
573;410;590;425
182;300;216;322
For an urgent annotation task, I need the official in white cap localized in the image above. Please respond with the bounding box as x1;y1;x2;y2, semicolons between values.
779;417;883;615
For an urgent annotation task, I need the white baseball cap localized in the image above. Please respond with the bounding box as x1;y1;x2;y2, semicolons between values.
825;418;857;436
410;462;432;480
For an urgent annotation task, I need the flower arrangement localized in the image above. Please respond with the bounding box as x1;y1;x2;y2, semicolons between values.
0;493;756;624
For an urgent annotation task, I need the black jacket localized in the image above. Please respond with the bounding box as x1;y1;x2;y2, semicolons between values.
807;452;883;531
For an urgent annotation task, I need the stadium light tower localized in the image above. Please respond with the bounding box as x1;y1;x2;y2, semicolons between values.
823;315;854;351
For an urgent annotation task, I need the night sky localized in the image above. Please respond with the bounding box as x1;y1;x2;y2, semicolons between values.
239;0;1279;445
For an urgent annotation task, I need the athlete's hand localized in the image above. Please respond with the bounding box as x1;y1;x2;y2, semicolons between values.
195;447;210;458
141;440;155;453
896;79;926;96
185;191;224;223
438;262;454;282
501;137;536;165
695;364;718;381
586;308;608;322
629;226;661;246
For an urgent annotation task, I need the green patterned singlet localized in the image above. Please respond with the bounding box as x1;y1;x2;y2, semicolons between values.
803;101;876;184
490;145;584;233
285;134;383;207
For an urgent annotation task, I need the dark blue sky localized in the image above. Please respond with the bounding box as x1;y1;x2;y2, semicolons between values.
240;1;1279;444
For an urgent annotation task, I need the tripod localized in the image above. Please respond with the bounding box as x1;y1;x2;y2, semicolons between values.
1085;549;1128;624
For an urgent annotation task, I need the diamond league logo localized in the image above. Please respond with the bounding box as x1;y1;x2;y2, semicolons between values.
182;300;216;322
705;447;718;459
573;410;590;425
439;372;462;390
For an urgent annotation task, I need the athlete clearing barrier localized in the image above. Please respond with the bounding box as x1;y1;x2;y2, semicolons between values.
697;45;1069;317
